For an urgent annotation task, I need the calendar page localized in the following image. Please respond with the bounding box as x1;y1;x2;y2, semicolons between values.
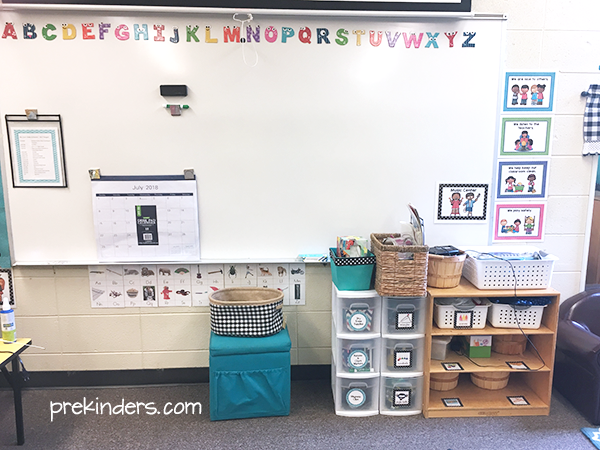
91;176;200;262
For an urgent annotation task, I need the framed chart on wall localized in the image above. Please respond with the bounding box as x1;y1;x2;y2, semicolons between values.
5;115;67;188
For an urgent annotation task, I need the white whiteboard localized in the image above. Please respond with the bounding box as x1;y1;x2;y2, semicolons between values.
0;10;504;263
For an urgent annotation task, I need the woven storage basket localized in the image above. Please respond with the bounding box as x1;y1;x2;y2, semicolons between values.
370;233;429;297
427;252;466;289
470;372;510;390
209;287;284;337
430;373;459;391
492;334;527;355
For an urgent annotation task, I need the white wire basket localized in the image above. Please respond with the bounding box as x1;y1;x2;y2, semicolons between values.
462;246;558;290
488;303;546;329
433;299;491;329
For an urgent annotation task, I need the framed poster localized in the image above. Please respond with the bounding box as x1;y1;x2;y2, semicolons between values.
499;118;551;157
5;115;67;188
436;183;489;223
503;72;555;112
493;203;546;242
496;161;548;200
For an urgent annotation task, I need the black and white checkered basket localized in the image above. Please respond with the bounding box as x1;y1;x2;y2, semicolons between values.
209;287;284;337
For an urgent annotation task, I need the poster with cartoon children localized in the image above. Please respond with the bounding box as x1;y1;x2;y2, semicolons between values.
497;161;548;199
500;118;551;156
493;203;545;241
504;72;555;112
436;183;489;223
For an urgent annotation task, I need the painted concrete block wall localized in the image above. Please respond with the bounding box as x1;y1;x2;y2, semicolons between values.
10;0;598;371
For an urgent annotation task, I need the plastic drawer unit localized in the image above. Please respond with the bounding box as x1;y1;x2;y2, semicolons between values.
380;335;425;375
332;321;380;377
382;296;427;335
332;285;381;335
209;328;291;421
380;375;423;416
332;362;380;417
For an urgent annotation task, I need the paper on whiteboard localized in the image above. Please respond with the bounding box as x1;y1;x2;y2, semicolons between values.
91;178;200;262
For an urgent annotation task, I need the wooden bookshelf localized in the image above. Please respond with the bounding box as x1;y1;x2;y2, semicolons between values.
423;278;559;418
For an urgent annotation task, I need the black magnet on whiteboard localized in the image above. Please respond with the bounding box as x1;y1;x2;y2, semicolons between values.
160;85;188;97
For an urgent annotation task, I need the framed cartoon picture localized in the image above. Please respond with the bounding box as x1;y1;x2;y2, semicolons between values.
503;72;555;112
436;183;489;223
0;268;15;307
497;161;548;200
499;118;552;157
493;203;546;242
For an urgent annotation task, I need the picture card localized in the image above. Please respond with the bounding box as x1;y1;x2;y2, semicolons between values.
442;398;463;407
503;72;555;112
497;161;548;200
393;388;412;408
442;362;464;371
507;396;530;406
454;310;473;329
499;118;551;157
436;183;489;223
493;203;546;242
506;361;530;370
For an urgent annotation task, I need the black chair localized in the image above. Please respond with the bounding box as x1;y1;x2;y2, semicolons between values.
554;289;600;424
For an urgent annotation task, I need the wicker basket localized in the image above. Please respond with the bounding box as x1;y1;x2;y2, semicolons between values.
492;334;527;355
370;233;429;297
430;372;459;391
427;252;466;289
470;372;510;390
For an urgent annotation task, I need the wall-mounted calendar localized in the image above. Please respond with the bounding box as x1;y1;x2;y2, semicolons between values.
91;175;200;262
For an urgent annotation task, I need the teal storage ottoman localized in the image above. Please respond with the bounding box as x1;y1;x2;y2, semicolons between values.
209;328;291;421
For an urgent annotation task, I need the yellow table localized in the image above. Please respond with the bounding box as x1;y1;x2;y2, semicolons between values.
0;338;31;446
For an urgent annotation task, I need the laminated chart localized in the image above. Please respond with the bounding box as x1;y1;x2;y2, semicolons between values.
88;263;305;308
91;176;200;262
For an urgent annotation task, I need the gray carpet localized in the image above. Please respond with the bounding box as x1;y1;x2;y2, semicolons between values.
0;380;594;449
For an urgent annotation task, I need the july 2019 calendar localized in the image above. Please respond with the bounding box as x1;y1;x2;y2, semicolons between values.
91;176;200;262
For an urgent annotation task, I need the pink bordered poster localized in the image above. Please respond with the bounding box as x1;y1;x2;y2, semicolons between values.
493;203;546;241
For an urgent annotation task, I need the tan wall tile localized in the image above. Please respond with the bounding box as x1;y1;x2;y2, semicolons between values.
59;315;142;353
140;313;210;352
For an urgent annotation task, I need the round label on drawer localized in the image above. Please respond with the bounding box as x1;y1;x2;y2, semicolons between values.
346;388;366;408
348;350;368;369
348;311;368;331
